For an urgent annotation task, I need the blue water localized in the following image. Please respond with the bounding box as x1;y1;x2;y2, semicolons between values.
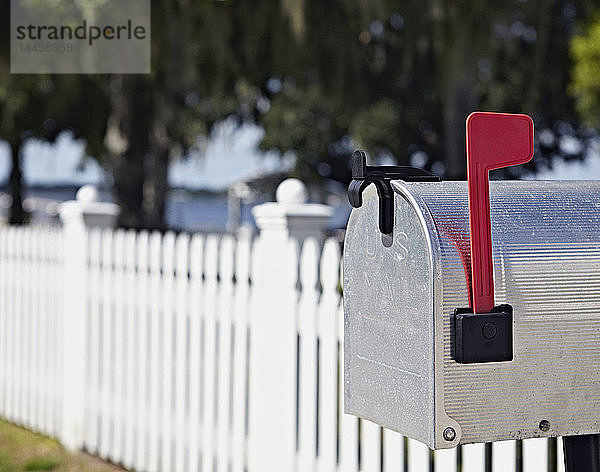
166;192;264;231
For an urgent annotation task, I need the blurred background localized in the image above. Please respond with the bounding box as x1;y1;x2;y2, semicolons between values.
2;0;600;232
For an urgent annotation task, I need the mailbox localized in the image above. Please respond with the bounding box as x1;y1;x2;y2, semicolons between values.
343;112;600;452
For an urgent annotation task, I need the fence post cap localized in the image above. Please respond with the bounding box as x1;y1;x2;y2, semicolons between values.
59;185;120;229
76;185;99;204
276;178;309;204
252;178;333;244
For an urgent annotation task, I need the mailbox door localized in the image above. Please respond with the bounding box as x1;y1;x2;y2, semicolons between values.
344;185;438;446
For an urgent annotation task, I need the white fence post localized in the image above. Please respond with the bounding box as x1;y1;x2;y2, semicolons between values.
248;179;332;472
58;202;87;450
58;186;119;451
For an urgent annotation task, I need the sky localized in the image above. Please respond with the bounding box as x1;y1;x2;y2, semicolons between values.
0;118;294;191
0;121;599;189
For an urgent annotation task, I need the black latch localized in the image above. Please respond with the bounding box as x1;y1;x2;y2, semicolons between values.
348;150;440;234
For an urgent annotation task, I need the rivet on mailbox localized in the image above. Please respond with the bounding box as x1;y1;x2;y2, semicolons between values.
343;111;600;468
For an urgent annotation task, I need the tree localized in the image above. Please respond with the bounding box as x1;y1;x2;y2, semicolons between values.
99;0;198;229
0;0;109;225
255;0;596;183
570;12;600;128
1;0;211;229
103;0;244;229
2;0;596;228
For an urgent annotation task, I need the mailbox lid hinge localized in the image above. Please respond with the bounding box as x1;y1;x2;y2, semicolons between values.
348;150;440;234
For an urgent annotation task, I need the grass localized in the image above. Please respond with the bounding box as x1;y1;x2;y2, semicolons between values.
0;419;124;472
23;458;60;471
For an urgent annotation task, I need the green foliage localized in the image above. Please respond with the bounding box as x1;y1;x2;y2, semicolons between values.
349;100;400;162
260;85;342;181
571;14;600;128
257;0;594;180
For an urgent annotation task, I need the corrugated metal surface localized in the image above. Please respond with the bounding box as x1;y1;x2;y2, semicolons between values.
399;180;600;445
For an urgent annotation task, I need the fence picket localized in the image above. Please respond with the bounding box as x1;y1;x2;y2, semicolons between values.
174;233;190;472
187;234;205;472
85;229;102;453
202;235;220;472
160;232;176;472
15;228;25;425
40;230;49;434
134;231;150;471
407;437;429;472
33;230;44;433
41;230;52;436
462;443;485;472
435;445;457;471
24;227;33;427
147;231;163;472
382;429;404;472
216;235;235;472
557;437;565;472
99;229;113;459
493;440;516;472
23;226;39;431
121;231;136;468
19;229;29;428
50;230;63;438
30;230;39;431
0;230;7;420
25;230;35;431
298;238;320;471
24;228;32;427
6;227;14;421
111;230;126;463
7;228;17;424
231;231;251;472
0;230;7;419
362;420;382;472
524;438;548;472
317;239;340;472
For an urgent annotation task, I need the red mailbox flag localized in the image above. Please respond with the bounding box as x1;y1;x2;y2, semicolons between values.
466;112;534;313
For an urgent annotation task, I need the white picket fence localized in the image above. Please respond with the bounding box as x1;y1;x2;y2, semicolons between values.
0;222;566;472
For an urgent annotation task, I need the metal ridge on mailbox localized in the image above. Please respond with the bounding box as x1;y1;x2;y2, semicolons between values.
343;112;600;465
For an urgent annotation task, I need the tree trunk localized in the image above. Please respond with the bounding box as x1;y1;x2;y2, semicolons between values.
112;154;145;229
141;0;189;230
105;0;189;230
8;140;24;225
143;145;169;230
105;75;149;229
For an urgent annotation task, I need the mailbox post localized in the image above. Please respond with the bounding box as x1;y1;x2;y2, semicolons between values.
343;111;600;471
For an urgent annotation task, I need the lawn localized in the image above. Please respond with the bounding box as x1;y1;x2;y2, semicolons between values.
0;420;123;472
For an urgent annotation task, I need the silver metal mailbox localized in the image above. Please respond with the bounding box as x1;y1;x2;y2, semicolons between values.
343;179;600;450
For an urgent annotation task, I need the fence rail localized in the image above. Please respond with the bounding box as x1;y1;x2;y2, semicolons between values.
0;223;566;472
